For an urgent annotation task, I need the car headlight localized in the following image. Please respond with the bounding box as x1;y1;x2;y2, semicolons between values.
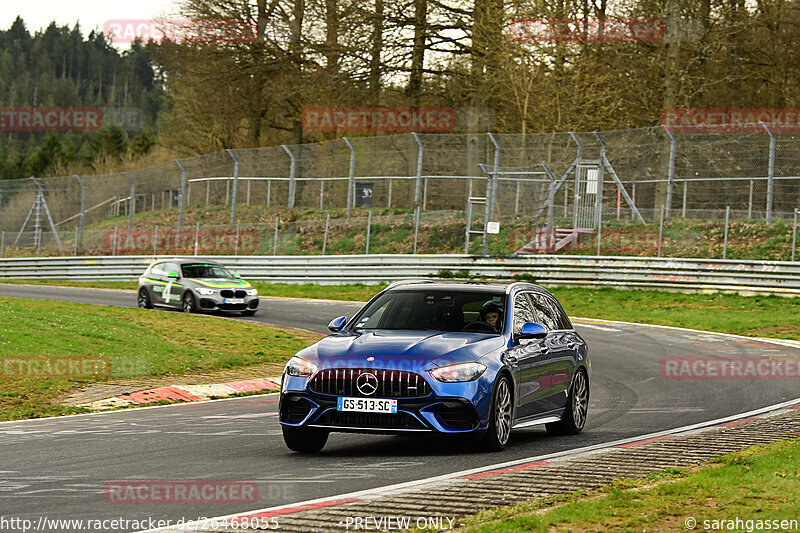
246;288;258;296
285;356;318;378
429;362;487;383
194;288;216;296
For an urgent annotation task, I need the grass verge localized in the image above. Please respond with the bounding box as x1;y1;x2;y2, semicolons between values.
459;438;800;532
0;297;315;421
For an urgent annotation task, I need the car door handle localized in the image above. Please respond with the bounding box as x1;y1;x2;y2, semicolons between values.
539;346;549;354
505;354;518;364
567;342;576;350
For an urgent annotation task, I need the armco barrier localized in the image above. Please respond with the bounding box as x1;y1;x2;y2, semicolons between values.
0;255;799;295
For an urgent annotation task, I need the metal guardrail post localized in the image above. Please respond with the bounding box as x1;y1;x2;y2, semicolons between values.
226;149;239;224
122;172;135;244
760;122;775;224
661;125;676;218
723;206;730;259
74;175;86;253
1;231;5;258
175;160;187;232
411;133;424;254
282;145;297;209
343;137;356;217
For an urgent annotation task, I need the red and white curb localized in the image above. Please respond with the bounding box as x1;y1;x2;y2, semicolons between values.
80;378;282;410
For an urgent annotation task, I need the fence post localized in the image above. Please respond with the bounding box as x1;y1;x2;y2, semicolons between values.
366;210;372;254
487;132;500;220
282;145;297;209
319;180;324;209
153;224;159;256
266;179;271;207
657;204;665;257
792;208;798;262
206;179;210;206
194;222;200;256
1;230;5;258
723;206;730;259
343;137;356;217
246;179;251;206
661;125;676;218
681;179;689;218
322;214;330;255
593;132;606;229
234;219;240;255
112;226;118;256
273;215;279;255
175;160;187;232
74;175;86;253
226;149;239;224
122;172;135;243
73;227;78;256
760;122;775;224
748;179;754;219
411;132;424;254
596;216;602;256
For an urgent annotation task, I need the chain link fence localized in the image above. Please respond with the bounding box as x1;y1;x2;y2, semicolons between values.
1;126;799;258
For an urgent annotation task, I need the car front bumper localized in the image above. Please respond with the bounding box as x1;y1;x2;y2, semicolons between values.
279;367;497;435
195;293;259;312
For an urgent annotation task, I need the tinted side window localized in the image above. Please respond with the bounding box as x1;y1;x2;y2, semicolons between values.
529;293;559;331
513;293;537;335
546;296;572;330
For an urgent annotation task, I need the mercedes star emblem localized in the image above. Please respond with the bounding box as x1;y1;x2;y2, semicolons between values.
356;372;379;396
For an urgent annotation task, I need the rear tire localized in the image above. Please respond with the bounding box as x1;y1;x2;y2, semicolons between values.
182;292;196;314
546;368;589;436
137;288;153;309
282;426;328;453
478;374;513;452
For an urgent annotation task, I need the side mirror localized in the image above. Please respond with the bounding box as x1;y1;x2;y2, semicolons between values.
232;273;241;278
328;316;347;332
516;322;547;341
167;271;179;279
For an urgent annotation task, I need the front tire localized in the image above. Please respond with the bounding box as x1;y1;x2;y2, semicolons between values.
241;309;256;317
546;368;589;436
282;426;328;453
478;374;513;452
182;292;196;313
137;288;153;309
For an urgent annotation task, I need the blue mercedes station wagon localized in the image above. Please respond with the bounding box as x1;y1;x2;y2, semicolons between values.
279;281;590;452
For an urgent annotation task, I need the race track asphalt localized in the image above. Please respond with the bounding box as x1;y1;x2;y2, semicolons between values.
0;283;798;531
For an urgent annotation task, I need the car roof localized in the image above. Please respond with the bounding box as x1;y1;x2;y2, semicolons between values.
385;279;550;295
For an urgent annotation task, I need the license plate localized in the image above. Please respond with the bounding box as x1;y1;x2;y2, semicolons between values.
337;397;397;414
223;298;244;304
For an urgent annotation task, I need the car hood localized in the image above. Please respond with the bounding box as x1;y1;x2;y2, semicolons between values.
185;277;252;289
296;330;505;371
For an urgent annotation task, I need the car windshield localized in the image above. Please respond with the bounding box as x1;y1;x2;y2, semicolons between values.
181;264;233;279
352;289;507;334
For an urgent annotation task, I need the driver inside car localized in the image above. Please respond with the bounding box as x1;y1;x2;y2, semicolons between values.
479;301;504;332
